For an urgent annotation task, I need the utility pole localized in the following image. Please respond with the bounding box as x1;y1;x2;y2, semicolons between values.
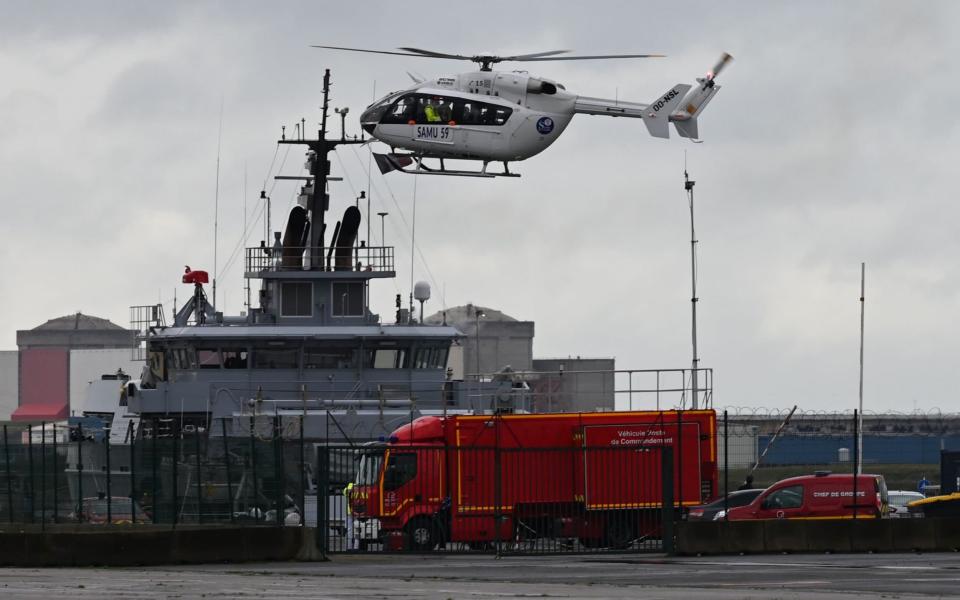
684;167;700;410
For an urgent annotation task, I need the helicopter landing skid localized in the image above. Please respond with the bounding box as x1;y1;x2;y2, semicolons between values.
374;152;520;178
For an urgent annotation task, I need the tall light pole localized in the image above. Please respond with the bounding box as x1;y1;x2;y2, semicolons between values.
857;263;866;475
684;168;700;410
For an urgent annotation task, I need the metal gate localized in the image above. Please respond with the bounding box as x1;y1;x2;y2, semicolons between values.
316;444;676;555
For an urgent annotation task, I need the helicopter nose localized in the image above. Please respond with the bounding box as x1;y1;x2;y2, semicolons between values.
361;122;376;135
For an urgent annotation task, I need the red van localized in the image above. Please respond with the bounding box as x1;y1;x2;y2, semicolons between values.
725;472;888;521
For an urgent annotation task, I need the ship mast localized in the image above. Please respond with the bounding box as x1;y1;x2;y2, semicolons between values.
279;69;366;265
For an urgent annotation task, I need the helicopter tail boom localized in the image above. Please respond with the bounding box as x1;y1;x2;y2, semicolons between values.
573;83;691;138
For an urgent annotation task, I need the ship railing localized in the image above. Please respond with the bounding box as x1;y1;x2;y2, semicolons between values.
129;304;166;361
463;367;714;412
244;245;394;274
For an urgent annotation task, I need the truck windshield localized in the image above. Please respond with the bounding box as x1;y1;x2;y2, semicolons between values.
356;452;384;486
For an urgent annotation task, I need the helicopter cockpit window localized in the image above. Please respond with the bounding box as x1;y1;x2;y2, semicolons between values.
381;94;417;125
363;90;404;123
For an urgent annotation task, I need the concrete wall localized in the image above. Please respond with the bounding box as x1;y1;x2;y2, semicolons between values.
677;518;960;555
0;351;17;420
69;348;142;416
0;525;312;566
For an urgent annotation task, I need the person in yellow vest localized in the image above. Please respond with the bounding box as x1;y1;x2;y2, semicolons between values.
424;103;441;123
343;482;356;550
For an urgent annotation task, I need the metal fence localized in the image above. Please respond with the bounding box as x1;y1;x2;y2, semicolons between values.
0;418;307;527
716;409;958;497
317;444;676;555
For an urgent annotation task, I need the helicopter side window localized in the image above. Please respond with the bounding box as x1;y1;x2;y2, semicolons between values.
464;102;512;126
460;101;482;125
418;96;445;124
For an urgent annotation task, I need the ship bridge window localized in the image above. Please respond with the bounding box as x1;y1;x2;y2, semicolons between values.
332;282;365;317
166;348;194;371
369;347;409;369
414;346;449;369
223;350;248;369
196;348;221;369
304;347;355;369
281;282;313;317
253;347;299;369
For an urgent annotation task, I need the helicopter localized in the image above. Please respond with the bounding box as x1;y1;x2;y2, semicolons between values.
313;46;732;178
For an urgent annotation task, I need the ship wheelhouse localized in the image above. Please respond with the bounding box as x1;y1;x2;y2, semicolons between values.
130;223;462;442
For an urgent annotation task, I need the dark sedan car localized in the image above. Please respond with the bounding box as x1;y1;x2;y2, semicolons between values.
686;489;765;521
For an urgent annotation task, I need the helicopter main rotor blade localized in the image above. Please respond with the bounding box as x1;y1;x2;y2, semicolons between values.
311;45;434;58
516;53;665;61
397;47;474;60
500;50;571;60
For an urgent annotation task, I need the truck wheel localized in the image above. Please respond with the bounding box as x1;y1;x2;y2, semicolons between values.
406;517;437;551
605;517;635;550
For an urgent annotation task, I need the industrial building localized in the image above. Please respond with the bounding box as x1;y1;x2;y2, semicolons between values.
426;303;616;412
1;312;139;421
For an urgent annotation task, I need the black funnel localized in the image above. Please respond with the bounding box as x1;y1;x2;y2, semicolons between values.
281;206;309;269
334;206;361;271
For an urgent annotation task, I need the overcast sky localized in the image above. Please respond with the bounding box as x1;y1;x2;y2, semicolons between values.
1;1;957;413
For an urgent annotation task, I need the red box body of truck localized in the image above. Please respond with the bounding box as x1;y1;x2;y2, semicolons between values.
350;410;717;550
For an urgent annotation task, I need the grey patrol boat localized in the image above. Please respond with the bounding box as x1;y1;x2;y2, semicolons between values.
128;70;486;446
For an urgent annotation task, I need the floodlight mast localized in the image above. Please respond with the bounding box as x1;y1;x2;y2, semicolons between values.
685;168;700;410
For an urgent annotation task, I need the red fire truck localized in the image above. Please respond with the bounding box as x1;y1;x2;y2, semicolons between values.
349;410;717;550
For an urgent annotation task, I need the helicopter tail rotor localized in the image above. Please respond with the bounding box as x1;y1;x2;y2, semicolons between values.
670;52;733;139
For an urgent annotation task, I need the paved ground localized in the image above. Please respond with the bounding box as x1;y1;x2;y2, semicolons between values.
2;552;960;598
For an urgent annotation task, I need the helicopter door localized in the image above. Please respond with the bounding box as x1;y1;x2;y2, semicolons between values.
454;99;496;157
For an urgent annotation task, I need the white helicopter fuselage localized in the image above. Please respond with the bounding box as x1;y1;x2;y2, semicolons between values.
361;71;577;162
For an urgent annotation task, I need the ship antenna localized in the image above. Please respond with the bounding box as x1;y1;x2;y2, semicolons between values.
213;97;224;310
410;171;418;323
366;80;376;249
